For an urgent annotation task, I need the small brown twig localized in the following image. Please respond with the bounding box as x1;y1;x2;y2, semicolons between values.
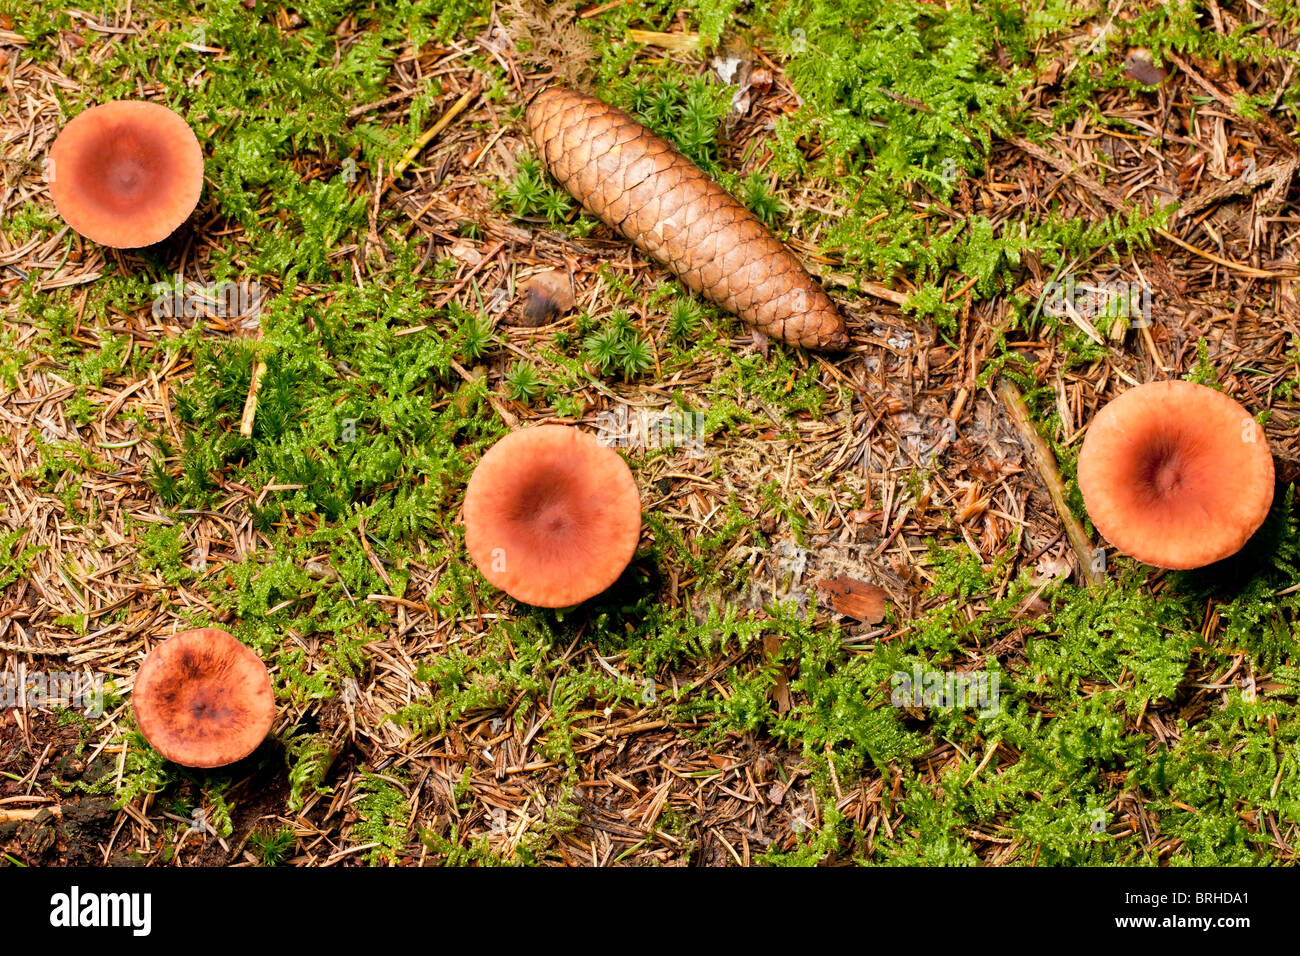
1177;157;1299;219
1155;227;1298;279
0;806;61;823
998;379;1102;587
388;77;483;185
238;359;267;438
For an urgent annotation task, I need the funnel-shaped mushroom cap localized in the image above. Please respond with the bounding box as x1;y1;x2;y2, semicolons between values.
1078;380;1274;569
48;101;203;248
133;628;275;768
464;425;642;607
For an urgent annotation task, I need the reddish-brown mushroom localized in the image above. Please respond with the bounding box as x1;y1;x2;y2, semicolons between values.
463;425;641;607
1077;380;1274;569
47;101;203;248
133;628;275;768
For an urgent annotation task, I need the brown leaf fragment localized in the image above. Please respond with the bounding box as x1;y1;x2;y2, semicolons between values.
763;633;791;714
817;576;888;623
1124;48;1168;85
517;269;574;326
448;238;483;266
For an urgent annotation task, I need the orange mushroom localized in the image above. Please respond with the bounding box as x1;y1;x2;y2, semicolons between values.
463;425;642;607
133;628;275;768
1077;380;1274;569
47;101;203;248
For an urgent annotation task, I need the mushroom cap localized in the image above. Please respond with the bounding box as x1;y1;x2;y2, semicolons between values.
463;425;642;607
48;101;203;248
1078;380;1274;569
133;628;275;768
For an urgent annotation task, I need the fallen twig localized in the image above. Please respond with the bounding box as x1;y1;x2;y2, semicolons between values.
998;379;1102;587
390;78;482;182
1178;157;1299;218
238;359;267;438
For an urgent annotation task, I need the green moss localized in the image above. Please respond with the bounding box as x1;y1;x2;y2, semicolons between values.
353;774;411;864
13;0;1298;868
